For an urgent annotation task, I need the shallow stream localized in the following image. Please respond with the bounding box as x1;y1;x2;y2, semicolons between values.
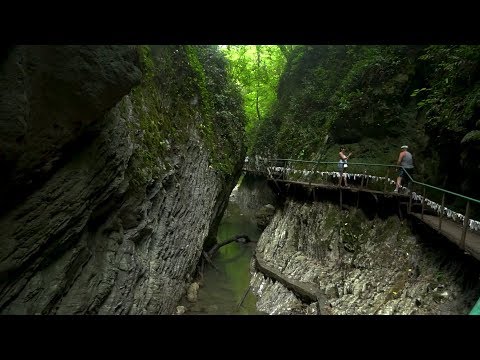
186;202;264;314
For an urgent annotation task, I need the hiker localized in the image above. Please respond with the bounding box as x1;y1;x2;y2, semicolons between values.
394;145;414;193
338;146;352;187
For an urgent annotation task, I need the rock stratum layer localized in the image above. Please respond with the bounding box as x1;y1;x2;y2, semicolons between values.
0;45;245;314
250;197;480;315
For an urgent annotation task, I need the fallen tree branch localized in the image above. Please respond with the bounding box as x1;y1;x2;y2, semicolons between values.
237;285;251;310
254;252;328;315
208;234;251;258
202;251;221;273
198;257;204;282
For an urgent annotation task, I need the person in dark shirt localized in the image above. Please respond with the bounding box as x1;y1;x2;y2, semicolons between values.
394;145;414;193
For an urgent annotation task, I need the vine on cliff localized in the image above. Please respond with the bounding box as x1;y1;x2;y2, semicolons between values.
122;45;245;190
185;45;246;177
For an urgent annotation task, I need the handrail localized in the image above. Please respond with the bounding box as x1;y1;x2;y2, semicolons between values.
253;158;480;205
403;170;480;205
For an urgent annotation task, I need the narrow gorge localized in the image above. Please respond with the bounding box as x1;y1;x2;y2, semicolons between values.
1;45;480;315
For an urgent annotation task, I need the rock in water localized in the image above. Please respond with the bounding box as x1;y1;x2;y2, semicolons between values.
187;282;200;303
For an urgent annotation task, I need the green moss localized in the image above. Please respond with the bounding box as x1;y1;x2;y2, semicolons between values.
185;46;214;117
127;88;167;188
386;273;408;300
339;210;368;251
461;130;480;144
184;45;245;176
184;46;214;148
323;204;341;229
121;45;245;189
185;45;227;173
138;45;155;80
252;46;421;162
124;46;192;189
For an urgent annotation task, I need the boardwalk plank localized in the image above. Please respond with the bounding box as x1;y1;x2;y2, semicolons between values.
410;213;480;260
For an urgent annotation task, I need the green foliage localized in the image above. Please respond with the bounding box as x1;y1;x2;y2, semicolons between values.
247;44;480;201
408;46;480;199
251;45;420;164
221;45;289;151
186;45;247;176
413;45;480;136
461;130;480;144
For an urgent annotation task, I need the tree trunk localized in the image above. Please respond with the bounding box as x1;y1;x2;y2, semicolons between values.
254;251;328;314
278;45;293;59
255;46;262;124
207;234;251;258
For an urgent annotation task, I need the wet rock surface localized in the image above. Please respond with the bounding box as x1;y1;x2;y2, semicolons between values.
0;45;142;212
251;199;480;315
0;46;245;314
187;282;200;303
233;175;277;216
254;204;276;230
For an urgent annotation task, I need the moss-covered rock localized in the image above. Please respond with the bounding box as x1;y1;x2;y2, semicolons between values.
251;199;480;315
250;45;480;207
124;45;246;190
0;45;246;315
254;204;276;230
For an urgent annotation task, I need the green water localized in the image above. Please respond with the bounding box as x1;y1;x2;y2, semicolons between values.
186;202;265;314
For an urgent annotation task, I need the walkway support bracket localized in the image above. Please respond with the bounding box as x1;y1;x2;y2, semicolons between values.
461;200;471;250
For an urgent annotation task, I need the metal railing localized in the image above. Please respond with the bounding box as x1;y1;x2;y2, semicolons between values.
245;157;407;193
244;157;480;248
399;164;480;249
244;156;480;316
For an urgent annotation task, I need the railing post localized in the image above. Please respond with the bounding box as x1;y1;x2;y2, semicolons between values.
311;161;315;184
421;186;426;220
308;162;318;186
461;200;470;250
340;188;343;209
384;168;390;194
356;171;365;209
438;193;445;231
408;191;413;214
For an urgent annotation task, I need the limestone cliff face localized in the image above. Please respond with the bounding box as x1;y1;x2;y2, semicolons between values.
250;197;480;315
0;45;141;212
252;45;480;202
0;45;246;314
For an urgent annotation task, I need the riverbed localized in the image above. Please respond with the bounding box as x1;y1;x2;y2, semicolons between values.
185;201;264;314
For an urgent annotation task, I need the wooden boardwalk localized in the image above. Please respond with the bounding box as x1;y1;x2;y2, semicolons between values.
410;213;480;260
265;177;480;262
245;161;480;313
273;179;410;198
